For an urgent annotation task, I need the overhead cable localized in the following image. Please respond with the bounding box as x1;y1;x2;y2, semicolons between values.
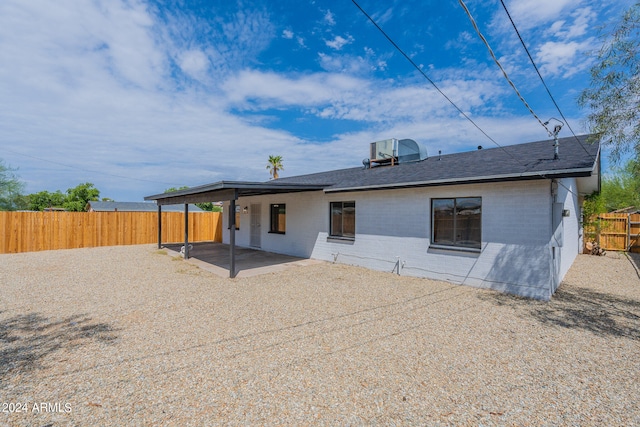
498;0;596;159
457;0;550;134
350;0;587;200
350;0;505;151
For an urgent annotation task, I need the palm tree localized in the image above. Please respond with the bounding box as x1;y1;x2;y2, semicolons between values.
266;155;283;180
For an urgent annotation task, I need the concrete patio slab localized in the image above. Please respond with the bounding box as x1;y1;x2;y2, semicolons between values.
163;241;326;278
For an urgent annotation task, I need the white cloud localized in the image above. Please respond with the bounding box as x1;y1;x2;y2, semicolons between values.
324;10;335;26
325;35;354;50
0;0;166;92
318;52;372;74
0;0;281;199
0;0;590;201
372;8;393;25
221;69;508;124
222;70;367;107
535;39;594;77
552;7;595;38
499;0;580;30
282;29;294;39
446;31;475;52
160;6;275;83
178;49;210;79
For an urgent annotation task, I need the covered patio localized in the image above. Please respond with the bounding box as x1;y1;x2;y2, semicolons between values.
145;181;327;278
162;242;324;278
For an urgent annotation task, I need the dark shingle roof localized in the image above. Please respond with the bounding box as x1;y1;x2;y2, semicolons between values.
273;135;600;192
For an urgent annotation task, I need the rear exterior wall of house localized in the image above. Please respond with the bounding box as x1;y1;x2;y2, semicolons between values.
223;179;581;299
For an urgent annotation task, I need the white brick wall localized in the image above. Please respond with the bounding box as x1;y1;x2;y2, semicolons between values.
556;177;580;286
222;179;584;300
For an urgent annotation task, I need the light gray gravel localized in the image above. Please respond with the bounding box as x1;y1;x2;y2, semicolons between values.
0;245;639;426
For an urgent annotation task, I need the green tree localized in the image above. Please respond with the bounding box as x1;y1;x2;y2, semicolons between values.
578;3;640;162
13;194;30;210
583;158;640;222
266;155;283;180
164;187;189;193
28;190;66;211
198;203;222;212
64;182;100;212
582;191;606;224
0;160;26;211
600;159;640;211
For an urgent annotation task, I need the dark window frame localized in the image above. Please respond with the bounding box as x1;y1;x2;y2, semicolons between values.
431;197;482;250
330;201;356;239
269;203;286;234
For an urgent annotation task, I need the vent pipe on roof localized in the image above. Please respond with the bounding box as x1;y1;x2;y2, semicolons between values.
438;150;442;161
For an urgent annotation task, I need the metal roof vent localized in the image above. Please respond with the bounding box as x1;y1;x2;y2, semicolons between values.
368;138;427;167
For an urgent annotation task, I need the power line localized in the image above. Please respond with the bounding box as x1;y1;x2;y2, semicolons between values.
457;0;550;133
350;0;534;168
449;1;593;199
498;0;596;159
349;0;588;200
349;0;504;150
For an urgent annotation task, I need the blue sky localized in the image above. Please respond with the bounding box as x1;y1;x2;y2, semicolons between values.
0;0;632;201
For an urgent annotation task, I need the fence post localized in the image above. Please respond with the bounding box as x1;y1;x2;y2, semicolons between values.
157;205;162;249
184;204;189;259
627;213;631;252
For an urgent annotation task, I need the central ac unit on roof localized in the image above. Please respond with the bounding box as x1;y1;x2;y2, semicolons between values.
370;138;397;164
368;138;428;167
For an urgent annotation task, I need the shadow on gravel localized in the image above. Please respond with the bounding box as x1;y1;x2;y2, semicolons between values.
0;312;119;381
479;285;640;340
628;252;640;279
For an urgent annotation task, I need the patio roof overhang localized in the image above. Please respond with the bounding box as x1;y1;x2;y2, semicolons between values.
144;181;328;205
144;181;328;279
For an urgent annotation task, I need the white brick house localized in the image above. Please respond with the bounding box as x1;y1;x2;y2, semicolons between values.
147;135;600;300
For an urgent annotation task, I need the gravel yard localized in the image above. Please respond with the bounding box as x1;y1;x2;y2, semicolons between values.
1;245;639;426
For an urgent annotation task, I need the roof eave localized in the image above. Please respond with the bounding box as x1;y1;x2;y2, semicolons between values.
145;181;328;205
323;167;597;193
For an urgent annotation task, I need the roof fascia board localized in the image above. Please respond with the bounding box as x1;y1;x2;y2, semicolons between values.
146;182;328;205
324;167;596;193
155;188;238;206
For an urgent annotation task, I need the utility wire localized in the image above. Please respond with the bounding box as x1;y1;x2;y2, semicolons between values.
453;1;593;200
457;0;550;133
350;0;588;200
498;0;596;159
350;0;504;151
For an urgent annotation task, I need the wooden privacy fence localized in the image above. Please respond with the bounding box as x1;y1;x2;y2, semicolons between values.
0;211;222;254
584;213;640;253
